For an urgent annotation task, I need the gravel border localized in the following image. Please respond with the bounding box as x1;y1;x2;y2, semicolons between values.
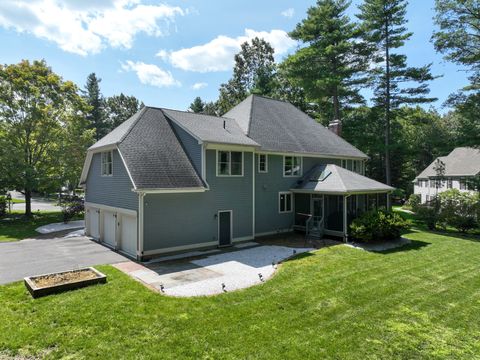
345;237;411;252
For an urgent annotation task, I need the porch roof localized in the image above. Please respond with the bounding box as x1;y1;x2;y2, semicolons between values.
291;164;394;195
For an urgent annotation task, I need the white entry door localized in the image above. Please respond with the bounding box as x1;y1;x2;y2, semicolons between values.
88;208;100;240
119;215;137;257
103;211;117;248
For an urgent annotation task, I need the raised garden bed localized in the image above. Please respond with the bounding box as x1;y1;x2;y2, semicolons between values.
24;267;107;298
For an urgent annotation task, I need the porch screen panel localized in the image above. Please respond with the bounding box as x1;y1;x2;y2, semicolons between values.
325;195;343;232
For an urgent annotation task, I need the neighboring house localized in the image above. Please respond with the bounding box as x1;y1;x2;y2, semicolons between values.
80;95;393;260
413;147;480;204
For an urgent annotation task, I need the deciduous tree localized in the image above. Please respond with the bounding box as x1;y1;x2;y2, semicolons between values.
0;60;88;216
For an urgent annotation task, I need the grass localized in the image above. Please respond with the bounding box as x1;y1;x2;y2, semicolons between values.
9;198;25;204
1;227;480;358
0;212;72;242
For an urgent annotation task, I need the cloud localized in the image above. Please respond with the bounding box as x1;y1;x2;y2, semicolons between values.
121;61;180;88
191;82;208;90
281;8;295;18
0;0;184;56
157;29;296;73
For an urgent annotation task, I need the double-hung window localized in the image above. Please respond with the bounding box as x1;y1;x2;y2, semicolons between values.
217;151;243;176
101;151;113;176
258;154;268;173
283;156;302;177
447;178;453;189
279;192;292;213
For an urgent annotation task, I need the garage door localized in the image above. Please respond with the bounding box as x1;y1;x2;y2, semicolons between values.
103;211;117;248
119;215;137;257
88;208;100;240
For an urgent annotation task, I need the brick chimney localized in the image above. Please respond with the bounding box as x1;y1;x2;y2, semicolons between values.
328;119;342;137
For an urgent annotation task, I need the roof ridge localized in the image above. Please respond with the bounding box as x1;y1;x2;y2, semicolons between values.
246;95;255;135
332;165;348;192
119;106;148;144
156;106;234;120
250;94;292;105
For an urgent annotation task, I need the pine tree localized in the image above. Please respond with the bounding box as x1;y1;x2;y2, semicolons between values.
189;96;206;113
357;0;437;194
433;0;480;91
284;0;370;122
217;38;276;114
83;73;107;140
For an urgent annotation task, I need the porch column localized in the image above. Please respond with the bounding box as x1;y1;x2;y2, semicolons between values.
343;195;349;243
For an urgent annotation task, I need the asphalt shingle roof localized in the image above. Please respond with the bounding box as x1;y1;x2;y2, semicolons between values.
224;95;368;159
292;164;394;194
161;109;259;147
89;108;146;150
87;107;204;190
415;147;480;179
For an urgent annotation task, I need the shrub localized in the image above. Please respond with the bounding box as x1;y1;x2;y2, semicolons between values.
349;210;409;243
58;195;84;223
438;189;478;232
405;194;421;212
416;204;439;230
0;196;6;218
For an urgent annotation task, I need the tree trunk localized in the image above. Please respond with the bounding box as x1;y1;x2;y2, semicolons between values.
333;88;341;121
25;189;32;217
385;15;392;208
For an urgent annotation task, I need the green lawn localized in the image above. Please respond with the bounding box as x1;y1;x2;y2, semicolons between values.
9;198;25;204
1;227;480;359
0;212;69;242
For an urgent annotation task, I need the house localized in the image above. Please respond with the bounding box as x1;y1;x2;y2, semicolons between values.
413;147;480;204
80;95;393;260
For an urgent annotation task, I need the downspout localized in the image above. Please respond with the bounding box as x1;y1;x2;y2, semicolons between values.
343;194;351;243
252;152;255;238
138;192;145;261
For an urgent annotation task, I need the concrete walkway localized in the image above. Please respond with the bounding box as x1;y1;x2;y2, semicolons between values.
36;220;84;234
115;243;313;297
0;235;127;285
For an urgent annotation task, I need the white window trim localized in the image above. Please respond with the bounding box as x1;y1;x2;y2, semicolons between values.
101;150;113;177
282;155;302;177
216;150;244;177
258;153;268;173
278;191;293;214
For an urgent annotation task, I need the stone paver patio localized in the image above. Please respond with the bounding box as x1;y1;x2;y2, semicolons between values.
114;242;313;297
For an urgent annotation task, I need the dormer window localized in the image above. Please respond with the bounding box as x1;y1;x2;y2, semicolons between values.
101;151;113;176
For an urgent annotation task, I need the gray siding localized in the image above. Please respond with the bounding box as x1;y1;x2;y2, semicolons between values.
85;150;138;211
170;121;202;176
255;155;341;234
143;150;253;251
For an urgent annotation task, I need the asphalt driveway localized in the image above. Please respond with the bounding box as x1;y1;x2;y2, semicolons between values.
0;235;128;285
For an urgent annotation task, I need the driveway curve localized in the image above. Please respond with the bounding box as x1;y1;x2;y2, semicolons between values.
0;235;128;285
